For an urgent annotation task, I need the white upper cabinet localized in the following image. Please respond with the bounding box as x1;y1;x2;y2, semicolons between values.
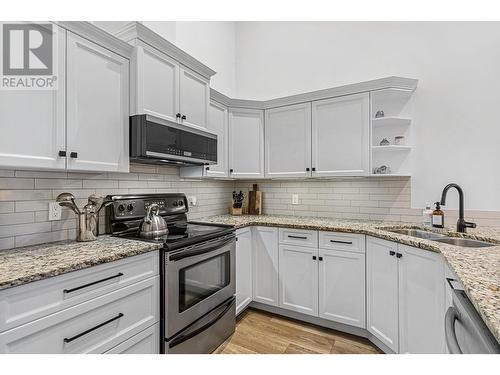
252;227;279;306
312;93;370;177
132;44;179;123
278;244;318;317
366;236;399;352
229;108;265;179
205;101;228;177
131;43;208;130
265;103;312;178
0;25;66;170
66;32;129;172
179;67;209;130
398;244;445;354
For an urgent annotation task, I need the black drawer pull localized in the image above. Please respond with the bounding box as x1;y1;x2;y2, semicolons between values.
318;256;323;261
312;256;317;260
396;253;403;258
288;235;308;240
63;313;123;343
389;250;396;256
63;272;123;294
330;240;353;245
58;150;66;157
70;152;78;158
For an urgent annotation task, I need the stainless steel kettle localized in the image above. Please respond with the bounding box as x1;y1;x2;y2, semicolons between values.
139;204;168;239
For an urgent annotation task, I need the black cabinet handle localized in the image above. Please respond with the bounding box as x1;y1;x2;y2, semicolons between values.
58;150;66;157
63;313;123;343
306;167;310;171
205;166;210;171
70;152;78;158
312;256;317;260
319;256;323;261
389;250;396;256
312;167;316;171
229;169;234;173
330;240;353;245
176;113;181;118
396;253;403;258
63;272;123;294
288;235;307;240
181;115;187;120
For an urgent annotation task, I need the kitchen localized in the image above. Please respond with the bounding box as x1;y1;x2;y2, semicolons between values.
0;3;499;372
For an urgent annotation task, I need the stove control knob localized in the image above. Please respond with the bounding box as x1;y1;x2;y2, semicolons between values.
178;200;184;207
173;201;178;207
118;204;125;212
127;204;134;212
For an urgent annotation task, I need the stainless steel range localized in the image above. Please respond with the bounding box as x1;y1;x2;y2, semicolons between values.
106;193;236;354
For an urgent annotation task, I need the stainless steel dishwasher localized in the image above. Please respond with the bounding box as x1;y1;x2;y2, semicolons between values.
445;283;500;354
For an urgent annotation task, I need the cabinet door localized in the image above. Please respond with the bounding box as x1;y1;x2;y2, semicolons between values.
228;108;265;179
278;244;318;316
366;236;399;352
133;43;179;122
252;227;278;306
235;227;253;315
265;103;311;178
66;32;129;172
312;93;369;177
205;101;229;178
319;248;366;328
0;25;66;170
179;67;209;130
398;244;445;353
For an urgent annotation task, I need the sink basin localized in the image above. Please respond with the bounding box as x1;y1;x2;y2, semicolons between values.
386;228;446;240
432;237;496;248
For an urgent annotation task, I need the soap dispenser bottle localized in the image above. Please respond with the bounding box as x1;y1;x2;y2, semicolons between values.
422;202;433;227
432;202;445;228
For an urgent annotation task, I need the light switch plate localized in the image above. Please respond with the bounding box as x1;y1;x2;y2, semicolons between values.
292;194;299;205
48;202;62;221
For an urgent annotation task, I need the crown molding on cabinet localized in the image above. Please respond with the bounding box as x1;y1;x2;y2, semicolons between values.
112;22;216;80
211;76;418;109
55;22;134;59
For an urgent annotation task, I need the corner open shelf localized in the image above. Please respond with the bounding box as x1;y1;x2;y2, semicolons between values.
370;88;415;176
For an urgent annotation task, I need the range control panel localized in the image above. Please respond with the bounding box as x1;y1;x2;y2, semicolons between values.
109;194;188;220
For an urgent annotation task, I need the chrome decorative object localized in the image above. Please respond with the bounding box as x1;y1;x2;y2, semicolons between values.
139;204;168;239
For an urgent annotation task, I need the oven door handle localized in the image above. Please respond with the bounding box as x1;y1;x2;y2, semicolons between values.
169;236;235;261
168;298;235;349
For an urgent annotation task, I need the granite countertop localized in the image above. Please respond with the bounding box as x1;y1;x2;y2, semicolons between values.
0;236;161;291
199;214;500;343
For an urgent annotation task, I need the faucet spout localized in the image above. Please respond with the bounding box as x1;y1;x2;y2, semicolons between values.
440;183;476;233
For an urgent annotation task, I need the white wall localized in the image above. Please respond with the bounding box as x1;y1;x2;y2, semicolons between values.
234;22;500;211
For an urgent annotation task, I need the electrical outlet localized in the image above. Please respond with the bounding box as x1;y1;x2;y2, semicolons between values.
48;201;62;221
292;194;299;205
188;196;197;207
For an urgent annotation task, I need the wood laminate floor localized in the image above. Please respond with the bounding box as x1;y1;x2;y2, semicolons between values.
214;308;383;354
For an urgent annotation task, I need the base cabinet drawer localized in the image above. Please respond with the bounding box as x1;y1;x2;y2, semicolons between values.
0;251;159;333
106;323;159;354
0;276;159;354
279;228;318;248
319;232;365;253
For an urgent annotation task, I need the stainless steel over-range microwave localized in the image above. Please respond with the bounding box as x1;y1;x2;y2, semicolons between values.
130;114;217;166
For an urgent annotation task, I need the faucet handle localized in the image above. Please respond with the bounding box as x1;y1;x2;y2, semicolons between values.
464;221;477;229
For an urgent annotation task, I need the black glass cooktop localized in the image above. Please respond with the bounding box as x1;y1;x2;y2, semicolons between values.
117;222;234;251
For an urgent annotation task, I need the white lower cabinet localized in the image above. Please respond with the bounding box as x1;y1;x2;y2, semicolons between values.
106;323;159;354
252;227;279;306
398;244;445;354
319;247;366;328
366;237;399;352
236;227;253;315
278;244;318;316
366;236;446;353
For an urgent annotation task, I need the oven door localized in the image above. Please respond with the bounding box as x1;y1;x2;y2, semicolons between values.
165;235;235;338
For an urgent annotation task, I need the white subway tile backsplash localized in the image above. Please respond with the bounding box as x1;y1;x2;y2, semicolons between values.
82;179;119;189
0;222;52;238
0;190;52;201
0;237;15;250
0;178;34;189
15;230;68;248
35;179;83;189
0;202;15;213
0;212;35;225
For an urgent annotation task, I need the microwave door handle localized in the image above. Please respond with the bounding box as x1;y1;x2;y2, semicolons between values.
168;298;234;349
445;306;463;354
169;236;235;261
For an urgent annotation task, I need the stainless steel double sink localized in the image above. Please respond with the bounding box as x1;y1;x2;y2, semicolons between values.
384;228;496;248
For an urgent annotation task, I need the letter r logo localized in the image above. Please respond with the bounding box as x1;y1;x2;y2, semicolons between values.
2;23;53;75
